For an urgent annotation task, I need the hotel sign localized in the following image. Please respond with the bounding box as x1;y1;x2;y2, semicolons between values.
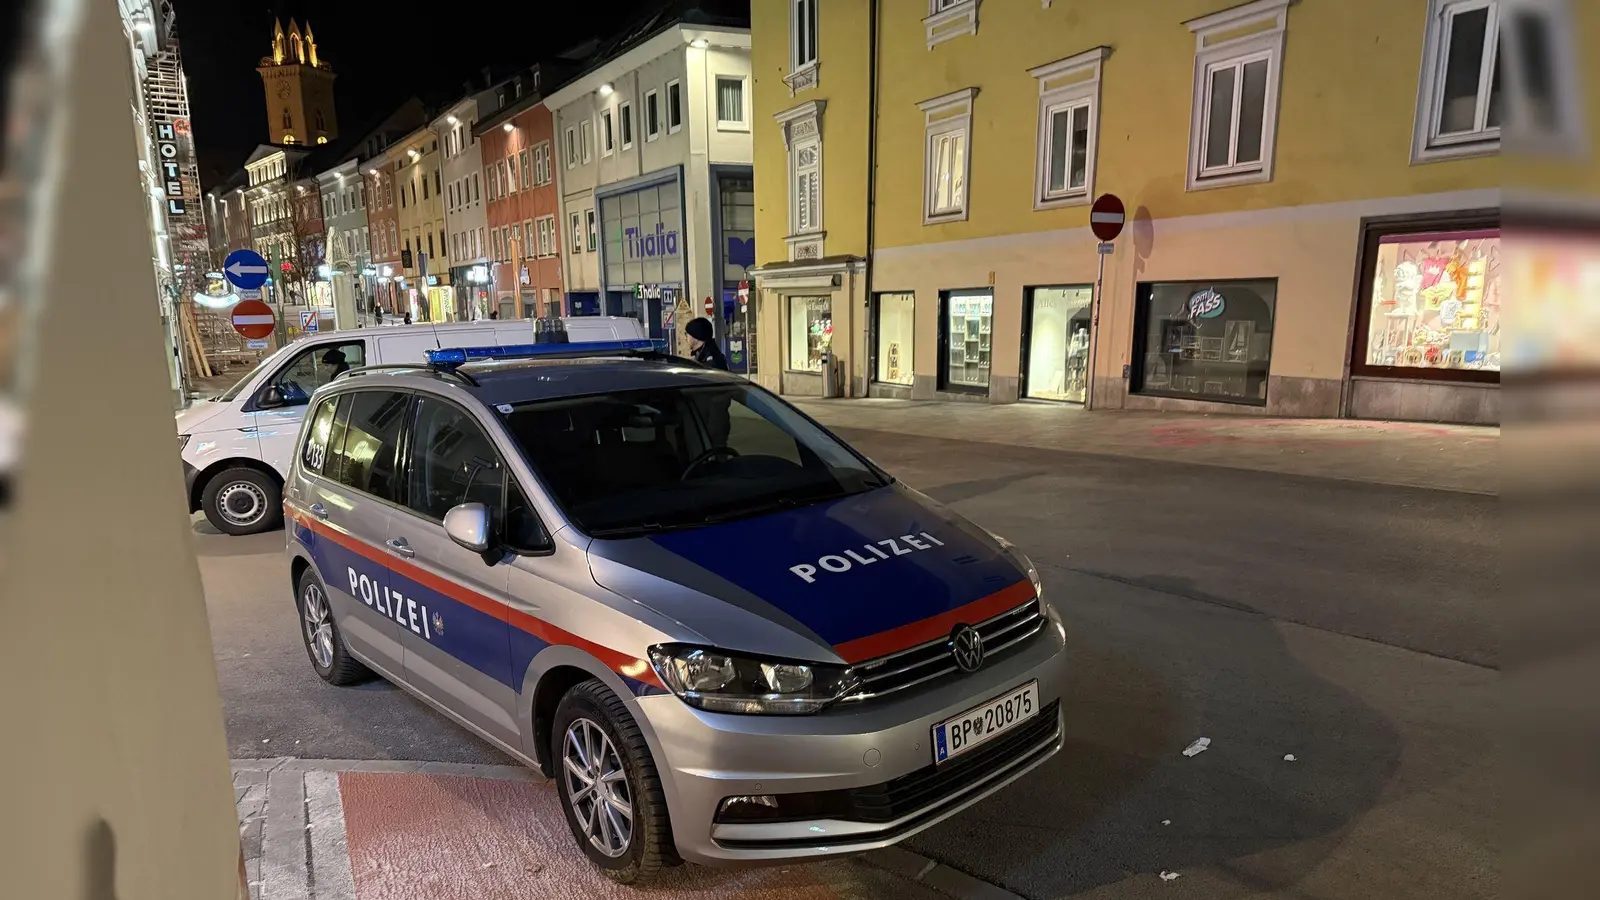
155;121;186;216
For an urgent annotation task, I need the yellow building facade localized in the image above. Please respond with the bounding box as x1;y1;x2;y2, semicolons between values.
749;0;1589;425
392;129;454;321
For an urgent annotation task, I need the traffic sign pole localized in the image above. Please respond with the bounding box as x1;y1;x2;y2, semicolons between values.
1085;194;1126;411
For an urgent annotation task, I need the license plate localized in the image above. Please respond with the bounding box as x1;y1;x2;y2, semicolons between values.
932;681;1040;764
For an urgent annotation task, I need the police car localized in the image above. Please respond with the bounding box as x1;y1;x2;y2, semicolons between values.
283;339;1067;883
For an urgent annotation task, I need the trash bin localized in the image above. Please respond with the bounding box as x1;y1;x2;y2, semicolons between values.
820;351;842;398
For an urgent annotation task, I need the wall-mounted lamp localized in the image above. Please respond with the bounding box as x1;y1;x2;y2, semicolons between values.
446;115;460;125
598;83;614;97
690;38;709;49
502;122;515;133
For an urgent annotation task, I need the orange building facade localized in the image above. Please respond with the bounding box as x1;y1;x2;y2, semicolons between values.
475;69;565;319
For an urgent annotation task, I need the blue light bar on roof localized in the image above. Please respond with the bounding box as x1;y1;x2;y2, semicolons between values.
425;339;657;368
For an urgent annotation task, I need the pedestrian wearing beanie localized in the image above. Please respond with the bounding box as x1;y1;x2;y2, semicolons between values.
684;316;727;370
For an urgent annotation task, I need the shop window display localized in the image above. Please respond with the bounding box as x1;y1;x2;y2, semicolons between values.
942;290;993;390
1132;279;1276;405
1364;231;1499;372
875;292;915;386
1024;286;1092;403
788;296;832;372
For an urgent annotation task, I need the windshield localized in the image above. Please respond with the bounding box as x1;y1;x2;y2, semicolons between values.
215;350;280;401
500;383;890;536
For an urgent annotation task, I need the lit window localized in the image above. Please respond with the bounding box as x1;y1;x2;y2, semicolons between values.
715;76;747;130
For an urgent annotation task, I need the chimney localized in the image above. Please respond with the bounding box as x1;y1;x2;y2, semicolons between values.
481;66;493;89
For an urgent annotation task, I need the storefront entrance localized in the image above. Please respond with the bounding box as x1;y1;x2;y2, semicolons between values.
1020;286;1092;403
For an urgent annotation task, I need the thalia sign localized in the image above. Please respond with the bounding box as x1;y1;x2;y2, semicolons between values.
624;223;679;261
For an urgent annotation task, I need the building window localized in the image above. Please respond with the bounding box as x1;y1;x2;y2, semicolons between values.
539;216;557;257
400;183;407;208
794;137;821;233
534;142;551;184
520;150;532;189
918;88;976;223
939;290;992;392
585;208;597;252
1355;225;1500;376
645;90;661;141
715;76;748;130
619;101;635;149
1029;47;1107;209
422;171;430;200
493;229;504;262
1412;0;1506;161
502;158;514;193
1022;286;1093;402
472;173;481;202
925;0;979;49
792;0;819;72
511;225;523;259
1131;279;1278;405
874;292;915;386
788;296;832;372
1185;0;1291;190
434;169;441;196
565;126;578;167
667;79;683;133
602;109;615;155
569;212;583;251
581;118;594;162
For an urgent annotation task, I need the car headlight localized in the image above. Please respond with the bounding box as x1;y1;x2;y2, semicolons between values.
647;644;859;715
177;433;191;450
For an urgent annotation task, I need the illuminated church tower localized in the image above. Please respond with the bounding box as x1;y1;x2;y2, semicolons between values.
256;18;337;145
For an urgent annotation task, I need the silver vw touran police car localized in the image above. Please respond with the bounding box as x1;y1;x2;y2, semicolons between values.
283;340;1067;883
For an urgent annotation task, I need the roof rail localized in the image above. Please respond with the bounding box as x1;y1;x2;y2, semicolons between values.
423;339;686;370
331;363;480;387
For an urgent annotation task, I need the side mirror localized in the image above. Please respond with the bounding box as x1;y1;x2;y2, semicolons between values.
443;502;491;553
257;385;286;409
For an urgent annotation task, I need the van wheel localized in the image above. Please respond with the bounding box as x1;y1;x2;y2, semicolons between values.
552;680;679;883
296;567;369;685
201;467;282;535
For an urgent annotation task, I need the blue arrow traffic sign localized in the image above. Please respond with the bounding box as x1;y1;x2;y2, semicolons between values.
223;248;270;290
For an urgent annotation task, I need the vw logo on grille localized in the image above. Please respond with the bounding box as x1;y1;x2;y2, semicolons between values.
950;625;985;673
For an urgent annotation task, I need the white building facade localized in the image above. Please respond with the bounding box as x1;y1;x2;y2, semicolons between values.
544;22;754;361
435;95;492;319
314;158;370;330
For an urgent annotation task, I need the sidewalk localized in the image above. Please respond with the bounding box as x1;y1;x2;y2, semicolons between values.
233;758;975;900
794;399;1499;495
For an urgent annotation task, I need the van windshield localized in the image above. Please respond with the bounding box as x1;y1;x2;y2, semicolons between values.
216;358;273;401
500;384;890;537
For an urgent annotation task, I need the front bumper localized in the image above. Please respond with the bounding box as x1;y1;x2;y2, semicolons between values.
635;605;1068;865
182;460;201;512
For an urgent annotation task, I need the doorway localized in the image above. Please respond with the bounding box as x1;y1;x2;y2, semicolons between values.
1020;285;1093;402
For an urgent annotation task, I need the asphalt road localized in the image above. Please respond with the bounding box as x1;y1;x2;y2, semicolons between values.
199;428;1495;900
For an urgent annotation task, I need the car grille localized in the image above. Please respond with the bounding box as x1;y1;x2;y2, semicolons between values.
841;597;1046;702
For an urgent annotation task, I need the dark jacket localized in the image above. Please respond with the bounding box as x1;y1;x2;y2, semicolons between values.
691;340;728;370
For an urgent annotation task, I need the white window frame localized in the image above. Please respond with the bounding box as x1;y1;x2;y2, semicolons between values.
565;125;578;168
1184;0;1290;192
917;87;976;225
580;118;594;163
602;108;615;155
1412;0;1505;162
537;215;556;257
585;208;598;252
776;100;826;260
570;211;584;251
644;89;661;142
925;0;979;49
715;76;751;131
619;101;635;149
788;0;821;94
666;79;684;134
1029;46;1108;210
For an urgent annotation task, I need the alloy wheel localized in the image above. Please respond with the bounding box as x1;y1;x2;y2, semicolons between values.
562;717;633;858
301;583;334;669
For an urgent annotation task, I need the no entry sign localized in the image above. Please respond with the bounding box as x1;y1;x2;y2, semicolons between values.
704;296;716;317
231;299;275;340
1090;194;1126;242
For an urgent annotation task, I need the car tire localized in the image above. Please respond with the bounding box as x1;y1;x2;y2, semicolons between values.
552;679;679;883
201;467;283;536
295;567;369;685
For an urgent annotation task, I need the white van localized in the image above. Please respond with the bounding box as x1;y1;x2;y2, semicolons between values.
176;317;647;535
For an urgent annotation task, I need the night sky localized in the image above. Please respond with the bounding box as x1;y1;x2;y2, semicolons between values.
170;1;663;189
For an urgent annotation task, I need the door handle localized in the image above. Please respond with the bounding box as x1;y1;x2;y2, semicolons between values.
386;537;415;559
308;503;329;520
